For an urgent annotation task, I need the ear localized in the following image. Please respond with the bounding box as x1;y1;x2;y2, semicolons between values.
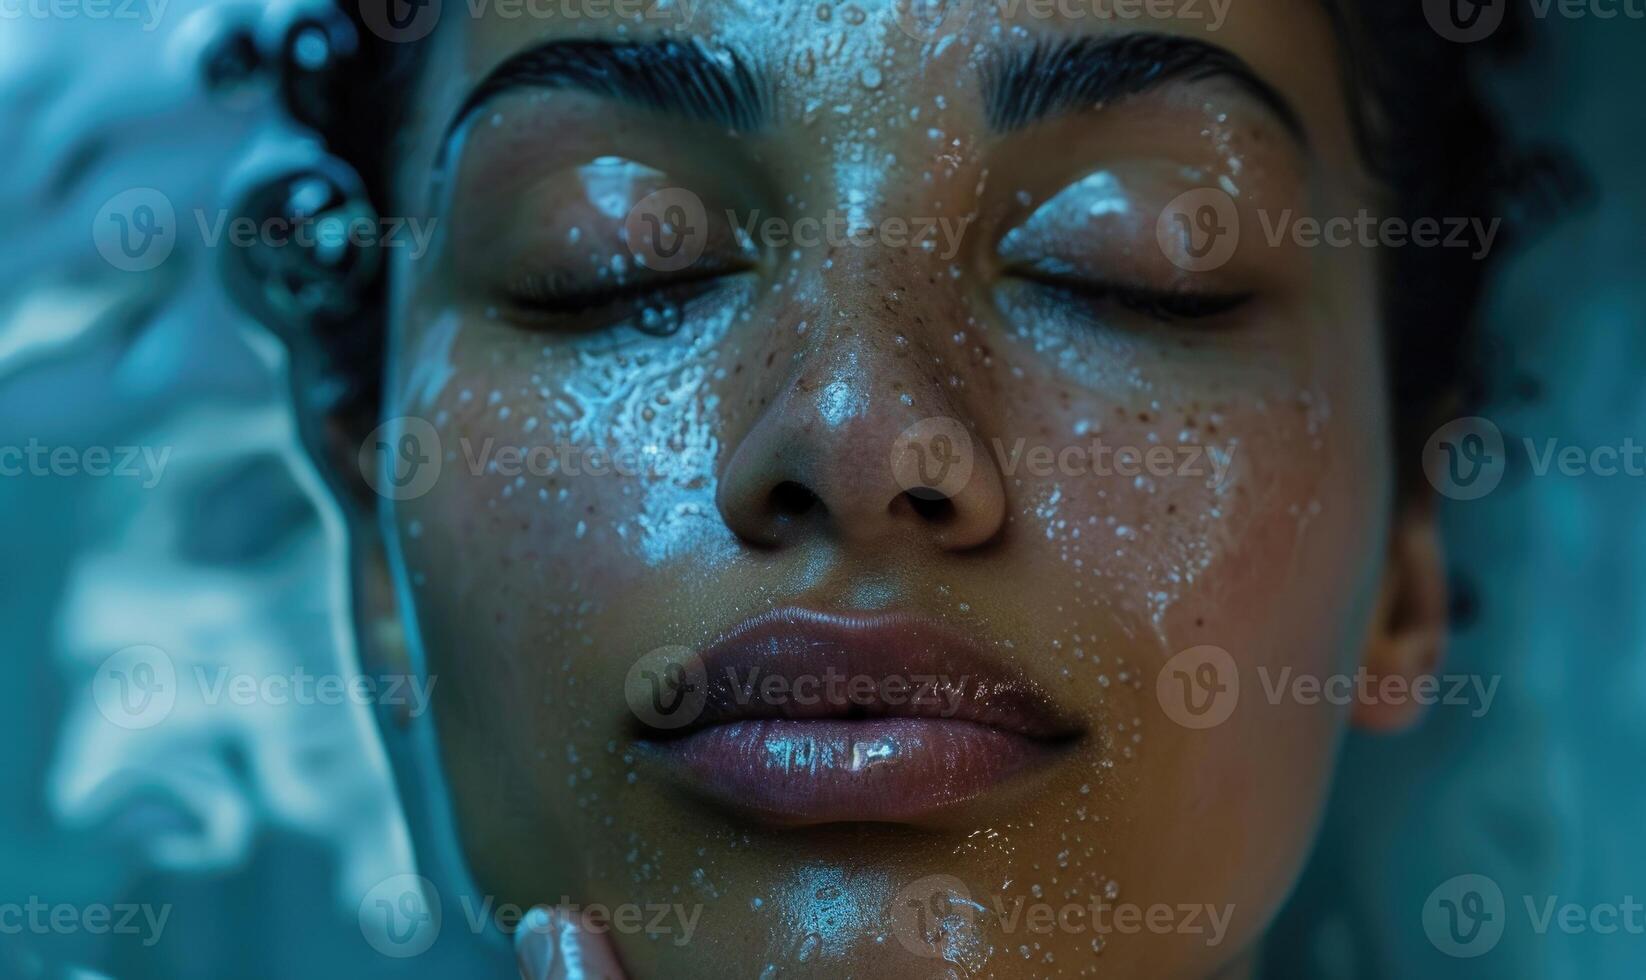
1352;497;1449;732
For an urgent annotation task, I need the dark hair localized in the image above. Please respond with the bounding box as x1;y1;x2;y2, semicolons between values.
276;1;1580;495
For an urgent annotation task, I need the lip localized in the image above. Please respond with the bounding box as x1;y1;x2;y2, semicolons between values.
634;608;1084;825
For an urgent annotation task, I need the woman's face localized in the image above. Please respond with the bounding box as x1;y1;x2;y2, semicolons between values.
373;1;1394;976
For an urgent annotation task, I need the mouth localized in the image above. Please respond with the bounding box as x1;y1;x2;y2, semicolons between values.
631;608;1085;825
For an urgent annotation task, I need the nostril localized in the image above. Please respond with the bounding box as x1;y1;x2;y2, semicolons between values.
903;489;957;524
770;480;821;519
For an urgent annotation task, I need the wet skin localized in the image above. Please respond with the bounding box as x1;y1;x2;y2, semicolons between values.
344;0;1439;976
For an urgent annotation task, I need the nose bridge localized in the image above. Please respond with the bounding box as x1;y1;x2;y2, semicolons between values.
792;313;939;501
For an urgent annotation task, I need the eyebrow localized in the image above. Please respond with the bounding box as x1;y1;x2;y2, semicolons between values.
449;38;771;140
984;34;1306;142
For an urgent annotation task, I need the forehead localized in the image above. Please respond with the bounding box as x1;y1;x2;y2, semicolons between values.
398;0;1357;174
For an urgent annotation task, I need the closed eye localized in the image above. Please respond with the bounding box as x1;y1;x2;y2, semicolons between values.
1012;272;1253;323
503;265;752;331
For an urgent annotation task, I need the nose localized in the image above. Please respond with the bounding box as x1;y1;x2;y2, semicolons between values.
715;340;1006;553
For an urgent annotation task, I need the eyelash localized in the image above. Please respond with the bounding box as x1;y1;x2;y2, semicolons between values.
504;268;736;324
499;264;1250;334
1015;274;1254;323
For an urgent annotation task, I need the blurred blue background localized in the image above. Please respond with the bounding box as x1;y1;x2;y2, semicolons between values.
0;3;1641;977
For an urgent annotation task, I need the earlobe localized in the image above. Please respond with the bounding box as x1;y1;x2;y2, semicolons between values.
1353;499;1449;732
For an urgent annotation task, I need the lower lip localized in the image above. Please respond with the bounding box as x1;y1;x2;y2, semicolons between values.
646;718;1056;824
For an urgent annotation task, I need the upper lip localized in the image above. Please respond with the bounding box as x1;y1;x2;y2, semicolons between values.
638;607;1085;741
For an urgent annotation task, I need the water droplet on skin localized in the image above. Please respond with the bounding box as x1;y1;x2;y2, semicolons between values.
860;66;882;90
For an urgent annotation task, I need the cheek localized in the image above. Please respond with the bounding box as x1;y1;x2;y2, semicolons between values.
996;359;1382;657
391;296;750;590
380;293;780;820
